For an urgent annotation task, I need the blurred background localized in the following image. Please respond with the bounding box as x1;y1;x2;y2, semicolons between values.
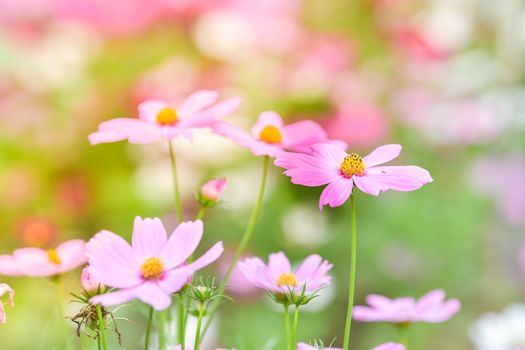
1;0;525;349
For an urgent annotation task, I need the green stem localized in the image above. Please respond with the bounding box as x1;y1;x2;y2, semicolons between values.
96;305;108;350
168;140;183;223
202;155;270;335
178;294;186;348
97;334;102;350
292;305;299;350
158;310;166;350
399;324;410;349
144;306;154;350
284;304;291;350
196;207;206;220
343;195;357;350
194;302;206;349
54;277;71;350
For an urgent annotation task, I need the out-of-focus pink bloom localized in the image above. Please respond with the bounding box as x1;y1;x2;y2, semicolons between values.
0;283;14;324
297;343;341;350
56;174;90;216
239;252;332;294
353;289;460;323
87;217;223;310
371;343;405;350
80;266;104;295
392;27;447;61
323;104;389;148
89;90;241;145
214;111;337;157
275;143;433;210
0;240;86;277
200;178;227;202
16;217;57;248
218;250;259;297
171;346;232;350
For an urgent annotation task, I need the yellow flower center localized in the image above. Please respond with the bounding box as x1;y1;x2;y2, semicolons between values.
340;153;365;177
46;249;61;265
259;126;282;144
140;257;164;280
277;273;298;287
156;107;178;125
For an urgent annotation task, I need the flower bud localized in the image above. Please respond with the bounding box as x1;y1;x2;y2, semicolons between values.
81;266;104;295
199;178;227;206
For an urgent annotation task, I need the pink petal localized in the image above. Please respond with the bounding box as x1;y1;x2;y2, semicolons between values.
274;152;341;186
131;217;168;260
157;268;193;295
90;286;141;307
310;143;348;164
251;141;283;157
353;175;389;196
268;252;291;279
12;247;58;276
362;144;402;167
177;90;219;118
138;100;167;122
295;254;324;281
136;282;172;310
160;220;203;269
319;178;353;211
367;165;433;183
56;239;87;273
0;284;14;307
0;303;6;324
181;97;242;128
0;255;22;276
251;111;284;139
238;257;266;286
212;122;255;149
282;120;328;150
179;241;224;275
89;118;163;145
370;343;405;350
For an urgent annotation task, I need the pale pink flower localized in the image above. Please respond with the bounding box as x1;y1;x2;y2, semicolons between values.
0;283;14;324
89;90;241;145
87;217;223;310
0;239;86;277
275;143;433;210
297;343;341;350
80;265;104;295
200;178;227;202
213;111;337;157
239;252;332;294
354;289;460;324
371;343;405;350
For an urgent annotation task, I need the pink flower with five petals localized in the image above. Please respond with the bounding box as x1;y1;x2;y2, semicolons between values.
0;283;14;324
89;90;241;145
353;289;460;324
274;143;433;210
87;217;223;310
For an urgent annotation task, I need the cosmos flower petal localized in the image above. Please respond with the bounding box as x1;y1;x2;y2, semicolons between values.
212;122;256;149
282;120;328;150
11;247;58;276
368;165;433;183
371;343;405;350
177;90;219;118
353;175;389;196
268;252;292;278
275;152;340;186
310;143;348;164
0;255;21;276
251;111;284;139
136;282;172;310
90;285;142;307
88;118;162;144
55;239;87;272
138;99;167;122
182;97;242;128
157;268;193;295
295;254;324;281
131;217;168;260
319;177;353;211
160;220;203;269
362;144;402;167
181;241;224;274
0;283;14;324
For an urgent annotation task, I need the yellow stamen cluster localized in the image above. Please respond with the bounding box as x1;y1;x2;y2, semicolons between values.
277;273;298;287
46;249;61;265
340;153;365;177
140;257;164;280
259;126;282;144
156;107;178;125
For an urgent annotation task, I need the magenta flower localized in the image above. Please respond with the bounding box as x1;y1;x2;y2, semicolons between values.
239;252;332;294
371;343;405;350
213;111;338;157
200;178;227;202
0;283;14;324
297;343;341;350
87;217;223;310
89;90;241;144
0;239;86;277
275;143;433;210
353;289;460;324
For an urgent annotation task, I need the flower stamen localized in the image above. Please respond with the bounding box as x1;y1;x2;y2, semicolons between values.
259;126;282;144
156;107;178;125
340;153;365;177
46;249;61;265
140;257;164;280
277;273;298;287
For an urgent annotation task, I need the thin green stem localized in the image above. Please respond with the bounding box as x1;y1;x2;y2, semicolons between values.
399;324;410;349
168;141;183;223
343;195;357;350
202;155;270;335
96;305;108;350
196;207;206;220
194;302;206;349
144;306;154;350
54;277;71;350
178;294;186;348
284;304;291;350
292;305;300;350
158;310;166;350
97;334;102;350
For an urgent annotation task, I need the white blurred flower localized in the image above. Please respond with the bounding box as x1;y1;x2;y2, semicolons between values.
281;205;331;247
469;304;525;350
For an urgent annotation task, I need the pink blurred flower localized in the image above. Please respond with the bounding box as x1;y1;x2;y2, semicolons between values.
16;217;57;248
275;143;433;210
0;239;86;277
0;283;14;324
218;250;259;297
297;343;341;350
80;265;104;295
391;27;447;61
239;252;332;294
200;178;227;202
371;343;405;350
89;90;241;145
214;111;336;157
353;289;460;323
87;217;223;310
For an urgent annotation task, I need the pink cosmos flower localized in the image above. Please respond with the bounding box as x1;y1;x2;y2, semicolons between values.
89;90;241;145
87;217;223;310
80;265;104;295
0;239;86;277
239;252;332;294
213;111;337;157
297;343;341;350
353;289;460;324
200;178;227;202
371;343;405;350
0;283;14;324
274;143;433;210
